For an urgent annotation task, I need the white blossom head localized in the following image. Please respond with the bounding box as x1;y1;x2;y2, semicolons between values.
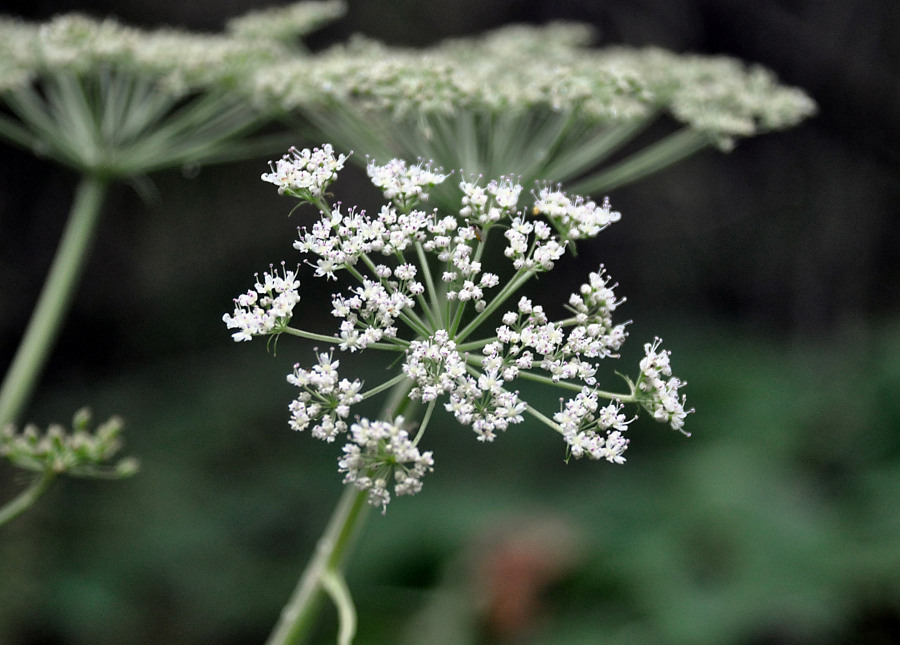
262;144;349;199
228;144;695;510
338;417;434;513
222;263;301;342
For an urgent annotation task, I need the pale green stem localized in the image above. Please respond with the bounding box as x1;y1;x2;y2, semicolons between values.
0;175;109;427
266;377;416;645
321;570;356;645
0;470;56;528
455;337;495;353
412;398;436;446
360;372;408;401
447;295;469;338
265;484;370;645
281;327;407;352
414;241;443;328
567;127;714;195
512;368;634;402
524;402;563;435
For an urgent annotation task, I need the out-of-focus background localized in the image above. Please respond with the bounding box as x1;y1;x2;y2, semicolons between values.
1;1;898;644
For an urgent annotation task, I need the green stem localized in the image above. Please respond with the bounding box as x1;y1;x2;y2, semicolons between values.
513;368;634;401
361;372;408;401
524;402;563;435
281;327;407;352
0;470;57;528
265;485;370;645
265;378;416;645
567;128;713;196
455;268;535;344
414;241;443;328
321;570;356;645
0;174;109;427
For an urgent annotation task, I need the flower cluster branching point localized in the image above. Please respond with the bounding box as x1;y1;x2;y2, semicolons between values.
227;144;692;510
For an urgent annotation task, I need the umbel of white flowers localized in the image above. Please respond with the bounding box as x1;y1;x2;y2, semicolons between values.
250;21;817;200
0;2;345;176
225;144;692;512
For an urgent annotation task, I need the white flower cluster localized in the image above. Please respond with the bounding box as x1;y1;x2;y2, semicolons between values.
251;22;816;145
228;144;693;508
338;417;434;513
403;331;526;442
564;267;629;359
501;215;564;272
287;351;362;441
222;264;300;341
261;144;348;198
367;158;448;210
534;189;622;241
636;338;693;434
332;275;414;351
554;388;631;463
0;12;289;96
486;280;627;390
459;177;523;224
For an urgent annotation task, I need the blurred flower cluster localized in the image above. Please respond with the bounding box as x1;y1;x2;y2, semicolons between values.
1;408;137;479
251;18;817;199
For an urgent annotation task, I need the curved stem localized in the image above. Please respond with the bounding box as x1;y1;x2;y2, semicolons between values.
0;470;57;528
321;570;357;645
0;175;109;427
265;485;370;645
266;377;416;645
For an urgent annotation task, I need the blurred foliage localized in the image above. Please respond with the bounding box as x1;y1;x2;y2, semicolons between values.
1;318;898;644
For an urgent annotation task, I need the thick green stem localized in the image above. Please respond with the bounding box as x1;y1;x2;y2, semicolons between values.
0;175;109;427
0;470;56;528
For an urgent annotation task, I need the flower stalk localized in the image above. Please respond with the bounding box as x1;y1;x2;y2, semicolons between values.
0;470;56;527
0;175;109;428
265;484;369;645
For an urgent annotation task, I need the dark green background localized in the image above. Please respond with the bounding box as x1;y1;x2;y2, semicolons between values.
1;1;898;643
